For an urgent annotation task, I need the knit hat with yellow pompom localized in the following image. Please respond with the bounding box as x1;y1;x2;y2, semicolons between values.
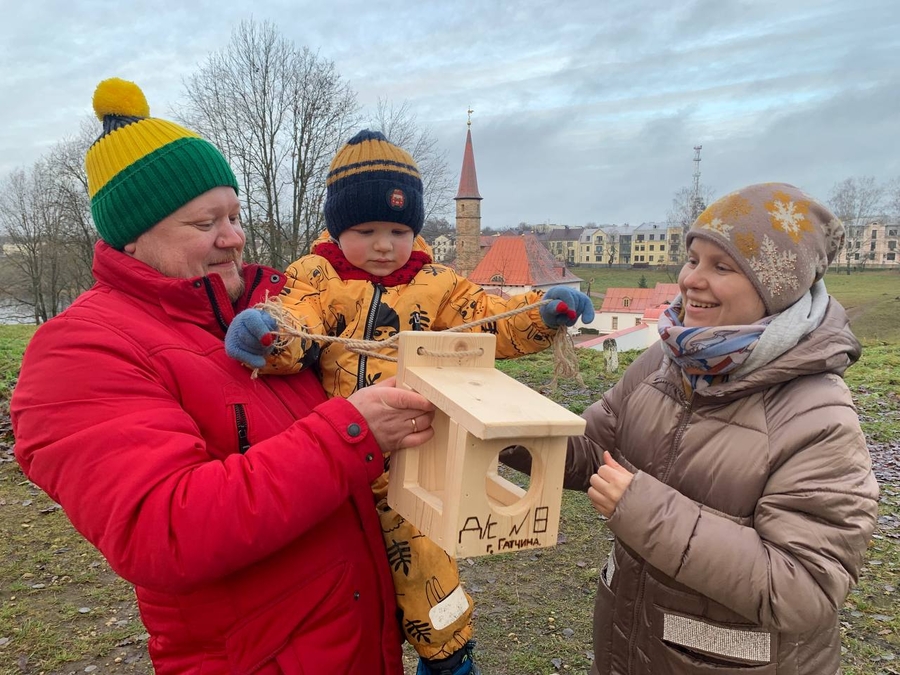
324;129;424;239
86;78;238;248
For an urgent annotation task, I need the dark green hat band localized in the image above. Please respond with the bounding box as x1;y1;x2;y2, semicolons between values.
90;137;239;249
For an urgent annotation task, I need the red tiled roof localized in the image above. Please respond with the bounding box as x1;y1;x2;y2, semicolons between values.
468;234;581;286
642;305;668;320
599;283;679;313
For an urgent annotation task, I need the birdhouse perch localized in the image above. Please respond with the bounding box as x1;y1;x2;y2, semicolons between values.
388;331;586;557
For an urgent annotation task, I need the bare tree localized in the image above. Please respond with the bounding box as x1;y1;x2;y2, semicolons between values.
666;185;714;262
828;176;885;274
49;121;99;293
0;167;79;322
886;177;900;220
605;232;619;268
420;216;452;243
178;19;359;269
369;98;454;222
0;123;97;323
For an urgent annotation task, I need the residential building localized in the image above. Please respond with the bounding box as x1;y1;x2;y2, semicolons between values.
432;234;455;263
545;227;583;265
631;222;670;266
846;220;899;268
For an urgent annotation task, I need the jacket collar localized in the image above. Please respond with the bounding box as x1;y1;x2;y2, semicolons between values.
312;240;432;286
91;241;286;337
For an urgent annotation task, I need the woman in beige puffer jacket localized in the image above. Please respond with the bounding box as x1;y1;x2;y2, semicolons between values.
512;184;879;675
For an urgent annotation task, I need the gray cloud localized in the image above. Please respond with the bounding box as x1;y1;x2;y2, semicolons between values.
2;0;897;227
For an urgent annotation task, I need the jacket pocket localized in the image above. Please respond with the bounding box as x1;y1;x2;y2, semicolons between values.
224;561;362;674
649;606;777;674
233;403;251;454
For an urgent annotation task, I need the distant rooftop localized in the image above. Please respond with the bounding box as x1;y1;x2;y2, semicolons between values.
599;283;680;314
469;234;581;287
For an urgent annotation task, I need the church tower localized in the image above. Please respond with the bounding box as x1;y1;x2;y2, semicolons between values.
454;110;483;277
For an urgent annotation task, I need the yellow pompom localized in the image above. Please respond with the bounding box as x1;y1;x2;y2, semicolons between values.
92;78;150;121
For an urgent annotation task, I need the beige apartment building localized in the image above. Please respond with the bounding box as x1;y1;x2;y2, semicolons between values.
545;222;685;267
846;220;899;267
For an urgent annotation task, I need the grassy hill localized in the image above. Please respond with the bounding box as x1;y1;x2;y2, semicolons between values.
0;274;897;674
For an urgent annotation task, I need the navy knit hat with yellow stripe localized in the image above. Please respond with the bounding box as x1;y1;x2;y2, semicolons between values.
86;78;239;249
324;129;424;239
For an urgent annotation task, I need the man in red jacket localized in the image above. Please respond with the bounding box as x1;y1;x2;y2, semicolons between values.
11;77;435;674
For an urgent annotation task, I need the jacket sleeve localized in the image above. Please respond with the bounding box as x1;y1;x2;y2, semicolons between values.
560;345;664;490
258;256;330;374
608;376;879;632
12;316;384;594
431;269;557;357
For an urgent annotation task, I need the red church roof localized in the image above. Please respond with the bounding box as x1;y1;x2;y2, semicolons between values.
599;283;680;313
468;235;581;286
455;128;482;200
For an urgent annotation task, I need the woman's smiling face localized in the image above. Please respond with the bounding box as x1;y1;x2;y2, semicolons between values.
678;238;767;327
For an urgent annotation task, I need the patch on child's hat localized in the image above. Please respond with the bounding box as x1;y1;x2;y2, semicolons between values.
387;188;406;211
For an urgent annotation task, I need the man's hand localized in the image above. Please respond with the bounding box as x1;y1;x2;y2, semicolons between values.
348;378;436;453
588;451;634;518
225;309;277;369
540;286;596;328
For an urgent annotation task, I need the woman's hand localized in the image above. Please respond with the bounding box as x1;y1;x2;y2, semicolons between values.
588;451;634;518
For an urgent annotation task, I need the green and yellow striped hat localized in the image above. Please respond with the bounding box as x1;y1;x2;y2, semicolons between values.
86;78;238;248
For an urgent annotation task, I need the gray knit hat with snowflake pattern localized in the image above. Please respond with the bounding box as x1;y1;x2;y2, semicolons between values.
685;183;845;314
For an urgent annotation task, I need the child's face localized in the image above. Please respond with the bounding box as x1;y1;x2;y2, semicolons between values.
338;221;415;276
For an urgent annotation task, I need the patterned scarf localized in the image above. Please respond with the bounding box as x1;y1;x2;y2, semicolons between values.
657;298;774;391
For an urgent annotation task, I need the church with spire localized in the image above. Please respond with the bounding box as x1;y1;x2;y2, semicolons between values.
452;111;581;296
453;109;483;277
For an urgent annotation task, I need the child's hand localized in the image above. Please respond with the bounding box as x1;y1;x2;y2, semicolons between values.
540;286;595;327
588;451;634;518
225;309;278;369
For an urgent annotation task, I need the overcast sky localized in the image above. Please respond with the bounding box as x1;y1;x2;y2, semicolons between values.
2;0;898;228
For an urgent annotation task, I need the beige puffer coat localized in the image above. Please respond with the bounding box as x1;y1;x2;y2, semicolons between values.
564;299;878;674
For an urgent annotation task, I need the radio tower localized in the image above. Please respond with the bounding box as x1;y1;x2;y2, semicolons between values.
690;145;704;219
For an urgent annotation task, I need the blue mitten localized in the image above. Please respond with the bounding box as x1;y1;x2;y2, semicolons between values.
225;309;278;369
539;286;595;328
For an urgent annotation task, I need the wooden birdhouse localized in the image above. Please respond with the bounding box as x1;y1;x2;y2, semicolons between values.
388;331;586;558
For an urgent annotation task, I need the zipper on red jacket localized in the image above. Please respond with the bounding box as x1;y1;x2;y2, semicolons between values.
234;403;251;454
245;266;265;300
357;283;384;391
201;277;229;334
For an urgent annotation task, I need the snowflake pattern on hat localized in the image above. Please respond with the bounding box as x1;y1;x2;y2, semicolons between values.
699;217;733;238
766;191;814;243
748;236;799;297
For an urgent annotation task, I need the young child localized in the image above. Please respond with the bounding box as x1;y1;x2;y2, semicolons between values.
225;129;593;675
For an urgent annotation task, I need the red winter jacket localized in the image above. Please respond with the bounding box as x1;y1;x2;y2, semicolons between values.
11;242;404;674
